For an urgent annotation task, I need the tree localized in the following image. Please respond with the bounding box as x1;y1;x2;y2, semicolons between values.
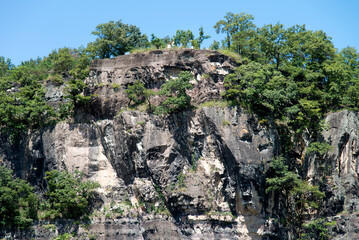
64;78;92;108
209;40;220;50
191;27;210;49
0;65;56;140
173;30;194;48
0;57;13;77
256;23;288;69
159;71;193;113
88;20;148;58
266;157;324;237
125;80;147;106
43;170;100;220
150;34;168;49
325;47;359;110
300;218;336;240
214;12;255;49
0;165;38;229
47;48;75;74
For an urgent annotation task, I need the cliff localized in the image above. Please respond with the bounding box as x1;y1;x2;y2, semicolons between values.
1;49;358;239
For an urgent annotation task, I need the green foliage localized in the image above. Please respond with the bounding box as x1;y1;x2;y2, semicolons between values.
88;20;148;58
173;30;194;48
0;46;92;139
209;40;220;50
125;80;155;111
190;154;199;172
191;27;211;49
150;34;168;49
218;49;241;62
0;65;56;140
112;83;120;90
300;218;336;240
158;71;193;113
64;78;92;108
266;157;325;232
125;80;147;105
306;142;332;155
222;120;231;126
47;48;75;74
54;233;72;240
214;12;256;49
0;165;38;229
43;170;100;220
48;74;65;85
176;173;186;189
222;22;339;152
0;56;14;77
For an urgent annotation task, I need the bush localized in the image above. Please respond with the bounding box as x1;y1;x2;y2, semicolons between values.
159;71;193;113
0;165;38;229
42;170;100;220
125;80;147;105
300;218;336;240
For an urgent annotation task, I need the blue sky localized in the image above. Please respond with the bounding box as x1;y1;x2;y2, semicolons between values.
1;0;358;65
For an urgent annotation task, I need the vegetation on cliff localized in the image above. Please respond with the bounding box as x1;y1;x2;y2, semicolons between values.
0;12;357;237
0;165;99;230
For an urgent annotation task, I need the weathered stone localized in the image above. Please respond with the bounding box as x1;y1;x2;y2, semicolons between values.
3;50;359;239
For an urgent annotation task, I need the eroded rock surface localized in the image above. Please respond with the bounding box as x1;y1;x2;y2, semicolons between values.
2;50;359;239
85;49;238;119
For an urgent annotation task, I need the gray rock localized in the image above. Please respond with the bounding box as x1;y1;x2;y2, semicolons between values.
4;50;359;239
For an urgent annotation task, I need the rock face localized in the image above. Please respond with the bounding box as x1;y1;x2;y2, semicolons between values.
1;49;359;239
85;49;237;119
308;110;359;239
2;107;276;239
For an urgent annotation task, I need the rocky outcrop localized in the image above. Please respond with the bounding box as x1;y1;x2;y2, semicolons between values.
1;106;277;239
3;49;359;239
304;110;359;239
85;49;238;119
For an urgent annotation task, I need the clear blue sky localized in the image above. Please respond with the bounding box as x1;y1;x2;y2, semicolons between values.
1;0;358;65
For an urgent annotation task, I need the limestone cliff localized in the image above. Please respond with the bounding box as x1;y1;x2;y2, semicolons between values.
1;49;358;239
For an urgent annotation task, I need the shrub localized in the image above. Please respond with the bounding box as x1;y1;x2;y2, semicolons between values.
159;71;193;113
0;165;38;229
42;170;100;220
300;218;336;240
125;80;147;105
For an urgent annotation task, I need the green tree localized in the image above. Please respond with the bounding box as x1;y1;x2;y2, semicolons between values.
150;34;166;49
89;20;148;58
125;80;156;111
0;66;55;139
43;170;100;220
223;61;293;118
0;56;13;77
300;218;336;240
47;48;76;74
214;12;255;49
125;80;147;105
209;40;220;50
69;46;92;80
173;30;194;48
191;27;210;49
0;165;38;229
266;157;324;236
64;78;92;108
159;71;193;113
325;47;359;110
256;23;288;69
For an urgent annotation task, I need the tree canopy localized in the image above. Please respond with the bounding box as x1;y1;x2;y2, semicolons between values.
88;20;148;58
214;12;255;49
